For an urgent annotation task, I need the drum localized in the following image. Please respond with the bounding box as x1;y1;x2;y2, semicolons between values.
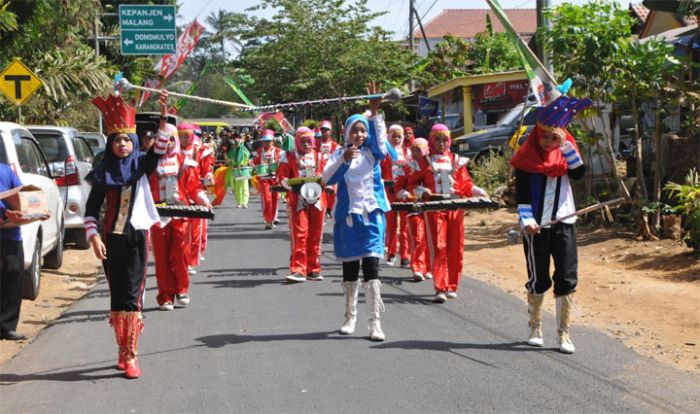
255;164;270;176
234;167;253;180
268;162;279;174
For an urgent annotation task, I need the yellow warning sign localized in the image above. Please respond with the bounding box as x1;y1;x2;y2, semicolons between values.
0;59;43;105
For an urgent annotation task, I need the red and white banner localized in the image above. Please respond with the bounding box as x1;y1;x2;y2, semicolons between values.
138;19;205;108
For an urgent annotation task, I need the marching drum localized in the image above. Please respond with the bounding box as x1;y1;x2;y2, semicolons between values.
233;166;253;181
254;164;270;176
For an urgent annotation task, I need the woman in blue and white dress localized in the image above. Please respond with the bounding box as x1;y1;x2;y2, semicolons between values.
322;99;391;341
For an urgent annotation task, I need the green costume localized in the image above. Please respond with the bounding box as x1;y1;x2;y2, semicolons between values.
226;140;251;207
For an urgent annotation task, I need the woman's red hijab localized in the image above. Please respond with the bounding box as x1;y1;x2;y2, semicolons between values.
510;125;580;177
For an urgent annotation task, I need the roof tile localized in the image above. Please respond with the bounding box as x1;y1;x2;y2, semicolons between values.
413;8;537;39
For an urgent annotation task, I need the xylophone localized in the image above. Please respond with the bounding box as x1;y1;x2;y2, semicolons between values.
156;204;215;220
391;197;500;213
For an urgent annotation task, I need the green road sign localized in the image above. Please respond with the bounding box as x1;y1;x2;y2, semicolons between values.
119;4;177;55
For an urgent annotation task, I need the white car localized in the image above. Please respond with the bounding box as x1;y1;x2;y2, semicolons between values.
0;122;64;300
28;126;93;249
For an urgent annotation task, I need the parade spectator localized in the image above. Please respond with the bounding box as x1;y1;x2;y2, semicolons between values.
0;163;33;341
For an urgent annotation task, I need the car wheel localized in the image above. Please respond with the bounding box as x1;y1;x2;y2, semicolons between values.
73;228;90;250
22;236;42;300
44;221;64;269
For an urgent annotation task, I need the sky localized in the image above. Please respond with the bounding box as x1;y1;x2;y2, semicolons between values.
178;0;598;43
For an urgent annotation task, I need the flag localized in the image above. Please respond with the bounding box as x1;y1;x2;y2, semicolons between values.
138;19;206;108
172;63;211;112
485;0;560;105
220;73;255;107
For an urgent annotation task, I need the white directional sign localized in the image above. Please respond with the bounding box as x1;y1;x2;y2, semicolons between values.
119;4;177;55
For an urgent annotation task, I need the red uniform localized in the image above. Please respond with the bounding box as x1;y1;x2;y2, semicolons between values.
396;160;431;277
380;145;412;263
316;138;339;213
411;153;474;293
181;143;205;268
149;152;207;306
253;145;282;225
276;149;327;277
197;143;215;257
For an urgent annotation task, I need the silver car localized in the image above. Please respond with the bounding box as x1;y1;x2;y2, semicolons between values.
27;126;94;249
80;131;106;157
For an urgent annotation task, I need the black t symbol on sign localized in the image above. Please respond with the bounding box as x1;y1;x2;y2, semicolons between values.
5;75;31;99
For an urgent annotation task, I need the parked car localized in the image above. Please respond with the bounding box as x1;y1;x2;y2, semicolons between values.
451;103;537;164
27;126;93;249
80;131;106;157
0;122;65;300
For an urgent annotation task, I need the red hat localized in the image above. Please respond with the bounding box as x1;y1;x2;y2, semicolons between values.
92;95;136;135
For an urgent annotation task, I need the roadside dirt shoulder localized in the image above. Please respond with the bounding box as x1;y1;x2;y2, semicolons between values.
463;207;700;375
0;248;100;366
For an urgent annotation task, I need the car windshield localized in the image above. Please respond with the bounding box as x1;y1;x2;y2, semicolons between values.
498;105;529;126
32;132;69;162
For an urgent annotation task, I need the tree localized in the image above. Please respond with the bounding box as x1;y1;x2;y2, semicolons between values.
466;15;522;75
238;0;415;108
612;38;680;238
542;0;636;201
0;0;113;128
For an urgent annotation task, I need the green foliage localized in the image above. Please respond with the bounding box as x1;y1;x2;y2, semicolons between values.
542;0;635;105
470;150;511;195
664;168;700;251
0;0;117;127
264;119;283;133
415;24;522;89
302;119;319;129
0;0;17;33
238;0;415;106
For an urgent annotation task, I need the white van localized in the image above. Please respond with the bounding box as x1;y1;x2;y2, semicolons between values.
0;122;65;300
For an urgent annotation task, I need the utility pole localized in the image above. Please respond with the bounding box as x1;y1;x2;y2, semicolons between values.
409;0;415;92
94;12;103;133
536;0;553;74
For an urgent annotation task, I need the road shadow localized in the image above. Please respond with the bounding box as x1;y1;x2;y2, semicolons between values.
195;278;286;289
0;365;123;384
371;340;556;367
195;330;362;348
316;292;435;305
207;232;290;241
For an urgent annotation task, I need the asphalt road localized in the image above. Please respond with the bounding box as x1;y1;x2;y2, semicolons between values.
1;195;698;413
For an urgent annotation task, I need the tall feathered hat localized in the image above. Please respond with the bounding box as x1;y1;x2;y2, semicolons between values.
92;95;136;135
537;95;593;131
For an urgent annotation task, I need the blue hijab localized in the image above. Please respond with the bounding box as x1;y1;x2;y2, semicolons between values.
86;133;143;189
343;113;397;159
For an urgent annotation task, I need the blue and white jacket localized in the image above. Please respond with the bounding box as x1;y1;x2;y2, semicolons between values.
322;115;391;222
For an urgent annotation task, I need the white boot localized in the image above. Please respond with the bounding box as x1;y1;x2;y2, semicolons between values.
527;292;545;347
556;293;576;354
365;280;386;341
339;281;360;335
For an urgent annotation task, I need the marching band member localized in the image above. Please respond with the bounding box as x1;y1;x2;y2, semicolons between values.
277;127;327;282
396;137;432;281
316;120;339;217
197;129;216;261
149;122;211;312
380;124;411;268
253;129;281;229
84;91;165;379
322;95;390;341
227;135;252;208
511;95;590;354
177;122;205;273
411;124;485;303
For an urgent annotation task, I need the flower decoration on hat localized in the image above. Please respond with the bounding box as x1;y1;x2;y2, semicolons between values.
92;95;136;135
